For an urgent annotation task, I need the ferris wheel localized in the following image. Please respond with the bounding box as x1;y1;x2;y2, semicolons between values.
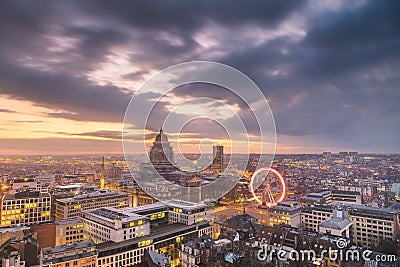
249;167;286;207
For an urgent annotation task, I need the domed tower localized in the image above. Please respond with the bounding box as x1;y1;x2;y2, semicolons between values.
149;128;174;164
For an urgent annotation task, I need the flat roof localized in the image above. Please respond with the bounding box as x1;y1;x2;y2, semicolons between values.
270;201;302;212
54;219;81;225
126;202;168;213
0;225;30;233
347;204;400;214
96;222;210;252
308;191;331;197
164;200;208;210
82;207;147;224
57;190;127;203
127;200;208;213
332;190;361;196
320;217;352;230
42;240;95;255
3;191;50;200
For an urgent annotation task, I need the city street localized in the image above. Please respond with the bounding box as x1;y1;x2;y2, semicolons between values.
211;202;269;224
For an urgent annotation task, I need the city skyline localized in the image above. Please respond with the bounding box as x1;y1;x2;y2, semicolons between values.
0;1;399;154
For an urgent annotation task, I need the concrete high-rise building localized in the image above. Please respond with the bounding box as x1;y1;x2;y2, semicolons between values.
211;145;223;175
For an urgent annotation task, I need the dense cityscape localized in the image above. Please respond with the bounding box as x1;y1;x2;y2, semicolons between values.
1;128;400;266
1;1;400;267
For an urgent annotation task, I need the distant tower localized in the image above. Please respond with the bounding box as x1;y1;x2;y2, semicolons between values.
148;128;178;182
211;145;224;175
149;128;174;164
100;156;105;189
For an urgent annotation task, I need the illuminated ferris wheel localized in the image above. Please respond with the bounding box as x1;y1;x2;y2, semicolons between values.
249;167;286;207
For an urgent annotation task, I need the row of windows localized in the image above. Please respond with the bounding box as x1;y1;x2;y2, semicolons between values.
99;247;150;267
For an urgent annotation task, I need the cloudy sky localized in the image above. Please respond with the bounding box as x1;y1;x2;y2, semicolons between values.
0;0;399;154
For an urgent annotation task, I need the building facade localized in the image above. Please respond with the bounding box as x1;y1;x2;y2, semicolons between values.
41;240;97;267
331;190;362;205
81;207;150;243
55;219;86;246
301;204;400;248
268;201;302;228
88;200;212;267
1;189;51;227
55;190;131;220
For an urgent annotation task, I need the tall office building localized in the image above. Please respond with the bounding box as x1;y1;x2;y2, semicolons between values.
211;145;224;175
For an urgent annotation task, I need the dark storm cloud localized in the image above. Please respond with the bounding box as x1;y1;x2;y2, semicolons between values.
80;1;305;30
0;0;399;152
298;1;400;78
0;59;131;122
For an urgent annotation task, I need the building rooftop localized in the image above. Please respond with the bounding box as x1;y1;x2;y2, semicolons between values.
183;235;214;249
54;218;81;226
3;190;50;200
0;225;30;233
164;200;208;211
96;222;210;252
82;207;146;224
269;201;302;212
332;190;361;196
319;217;352;230
148;250;170;265
308;191;331;197
57;189;127;203
127;200;208;213
126;202;168;214
42;240;95;255
346;204;400;215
